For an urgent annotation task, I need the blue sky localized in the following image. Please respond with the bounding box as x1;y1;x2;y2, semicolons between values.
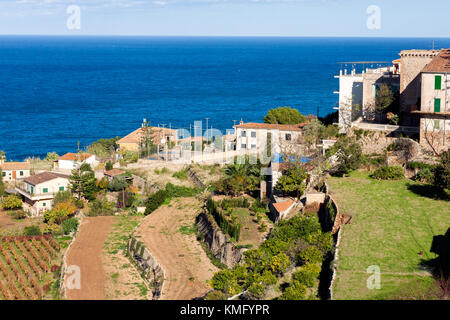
0;0;449;37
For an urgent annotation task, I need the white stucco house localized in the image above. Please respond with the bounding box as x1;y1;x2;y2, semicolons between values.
1;162;31;182
58;153;98;170
234;122;306;159
15;171;70;217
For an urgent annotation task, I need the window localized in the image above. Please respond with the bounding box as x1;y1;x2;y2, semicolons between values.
241;131;246;137
434;120;440;130
1;172;5;177
20;171;23;176
435;75;442;90
241;144;247;149
434;98;441;113
285;134;292;141
251;131;256;138
42;202;46;207
30;186;34;194
251;144;257;149
43;188;48;193
59;186;65;191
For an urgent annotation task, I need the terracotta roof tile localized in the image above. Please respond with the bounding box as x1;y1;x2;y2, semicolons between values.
117;127;178;145
234;122;307;132
1;162;30;170
59;153;93;161
422;49;450;73
24;172;69;186
273;200;295;213
104;169;126;177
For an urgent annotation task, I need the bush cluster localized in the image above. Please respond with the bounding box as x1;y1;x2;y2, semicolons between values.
62;218;79;235
207;198;241;241
144;183;202;215
371;166;404;180
219;197;249;210
209;214;333;300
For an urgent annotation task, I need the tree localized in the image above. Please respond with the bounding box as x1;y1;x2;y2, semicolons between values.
263;107;307;125
434;150;450;190
217;158;261;196
107;176;129;192
44;200;76;225
374;84;395;116
45;152;60;162
105;161;113;171
280;281;307;300
69;163;98;201
275;166;308;199
302;119;324;150
326;136;363;176
87;137;120;158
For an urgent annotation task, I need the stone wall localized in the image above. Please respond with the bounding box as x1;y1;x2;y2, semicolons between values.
127;237;165;300
195;212;243;268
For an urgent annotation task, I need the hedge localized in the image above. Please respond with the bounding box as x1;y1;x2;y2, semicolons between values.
207;198;241;241
371;166;404;180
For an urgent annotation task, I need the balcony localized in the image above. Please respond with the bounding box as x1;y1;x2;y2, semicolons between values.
14;182;57;201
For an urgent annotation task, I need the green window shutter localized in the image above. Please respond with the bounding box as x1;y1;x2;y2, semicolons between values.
434;98;441;112
59;186;64;191
1;172;5;177
42;202;46;207
43;188;48;193
435;75;442;90
20;171;23;176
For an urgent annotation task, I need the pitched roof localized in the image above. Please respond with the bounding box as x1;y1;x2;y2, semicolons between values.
422;49;450;73
234;122;307;132
273;200;295;213
0;162;30;171
104;169;126;177
117;127;178;145
24;172;69;186
59;153;93;161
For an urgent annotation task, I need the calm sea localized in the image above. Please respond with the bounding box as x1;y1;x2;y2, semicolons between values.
1;36;450;160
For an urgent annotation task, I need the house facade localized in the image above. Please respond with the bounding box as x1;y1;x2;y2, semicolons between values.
1;162;30;182
15;172;70;217
413;49;450;153
335;65;400;131
234;122;306;157
58;153;98;170
117;126;178;153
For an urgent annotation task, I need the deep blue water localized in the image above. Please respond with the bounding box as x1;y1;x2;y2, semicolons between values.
1;36;450;161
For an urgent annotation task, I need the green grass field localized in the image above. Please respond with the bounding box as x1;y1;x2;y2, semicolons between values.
328;171;449;300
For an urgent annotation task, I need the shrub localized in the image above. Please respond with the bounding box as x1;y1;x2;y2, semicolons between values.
165;183;200;198
145;190;169;215
1;195;23;210
414;167;435;184
9;210;26;220
270;253;291;275
280;280;307;300
43;222;62;236
434;150;450;190
23;225;42;236
220;197;250;210
105;161;113;171
292;263;321;288
62;218;79;235
326;136;363;176
205;290;228;300
88;198;115;216
371;166;404;180
172;169;188;180
298;246;323;265
53;190;73;206
247;282;265;300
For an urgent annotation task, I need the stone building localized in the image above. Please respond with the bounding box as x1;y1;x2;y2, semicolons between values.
398;49;440;126
413;49;450;154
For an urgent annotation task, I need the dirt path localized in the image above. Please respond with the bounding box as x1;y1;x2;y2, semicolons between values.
65;216;114;300
136;197;218;300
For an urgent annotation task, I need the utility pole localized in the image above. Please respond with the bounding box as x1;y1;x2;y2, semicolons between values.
205;118;210;142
